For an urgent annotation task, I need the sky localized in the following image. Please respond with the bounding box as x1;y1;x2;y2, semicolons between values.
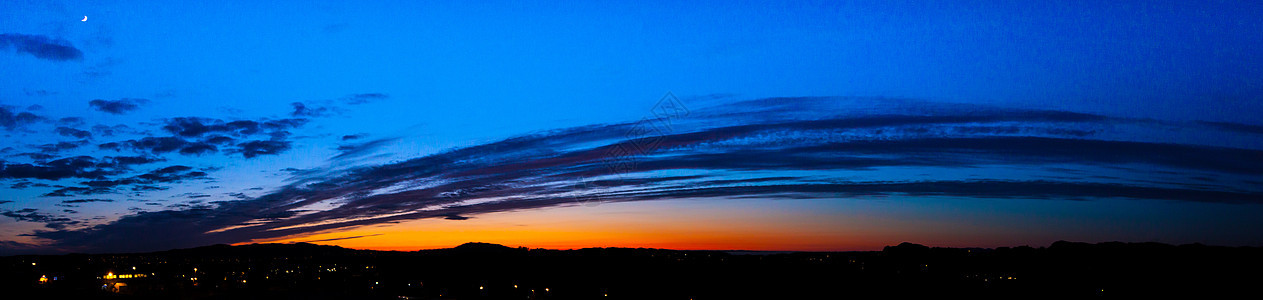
2;0;1262;254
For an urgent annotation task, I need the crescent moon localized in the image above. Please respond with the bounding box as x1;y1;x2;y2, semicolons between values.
81;16;87;22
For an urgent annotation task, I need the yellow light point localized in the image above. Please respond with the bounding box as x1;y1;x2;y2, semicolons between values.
479;286;484;290
39;275;48;283
545;288;549;292
514;285;518;288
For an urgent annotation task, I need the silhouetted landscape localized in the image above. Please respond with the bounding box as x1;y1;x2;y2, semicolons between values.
4;241;1260;299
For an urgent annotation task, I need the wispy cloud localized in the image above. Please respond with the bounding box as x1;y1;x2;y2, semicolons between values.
0;33;84;61
12;97;1262;253
89;98;149;115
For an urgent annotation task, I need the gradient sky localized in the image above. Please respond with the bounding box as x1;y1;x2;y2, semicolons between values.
3;0;1263;254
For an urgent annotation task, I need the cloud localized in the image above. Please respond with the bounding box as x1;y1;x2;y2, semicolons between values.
342;93;388;105
159;117;306;138
61;199;114;204
291;102;334;117
1;105;49;130
442;214;470;220
25;89;56;97
55;127;92;139
88;98;149;114
332;137;398;161
288;93;388;118
35;140;90;154
1;156;120;181
297;233;384;243
0;33;84;61
36;164;208;197
8;181;51;189
20;97;1263;253
235;140;291;158
341;134;366;141
123;137;191;154
105;116;305;158
1;208;72;225
0;240;43;255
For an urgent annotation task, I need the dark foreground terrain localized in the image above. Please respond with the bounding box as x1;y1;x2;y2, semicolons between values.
2;241;1260;299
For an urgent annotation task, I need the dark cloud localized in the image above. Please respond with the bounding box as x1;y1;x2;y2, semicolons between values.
332;137;398;160
55;127;92;139
8;181;51;189
36;140;89;153
103;117;307;158
173;192;210;199
0;200;12;204
341;93;388;105
161;117;221;137
1;208;73;228
0;33;84;61
88;98;148;114
24;89;55;97
298;233;385;243
288;93;387;118
202;135;235;145
43;186;108;197
178;142;218;155
11;152;56;161
131;185;167;191
0;240;42;255
135;165;208;184
22;97;1263;253
290;102;334;117
104;155;165;168
61;199;113;204
235;140;291;158
1;156;118;181
442;214;470;220
341;134;366;141
1;105;49;130
124;137;189;154
39;164;209;197
98;142;122;151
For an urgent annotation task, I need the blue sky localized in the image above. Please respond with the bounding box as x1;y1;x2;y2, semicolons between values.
2;0;1262;254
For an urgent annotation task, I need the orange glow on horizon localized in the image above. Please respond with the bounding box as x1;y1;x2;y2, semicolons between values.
240;198;902;251
235;196;1089;251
